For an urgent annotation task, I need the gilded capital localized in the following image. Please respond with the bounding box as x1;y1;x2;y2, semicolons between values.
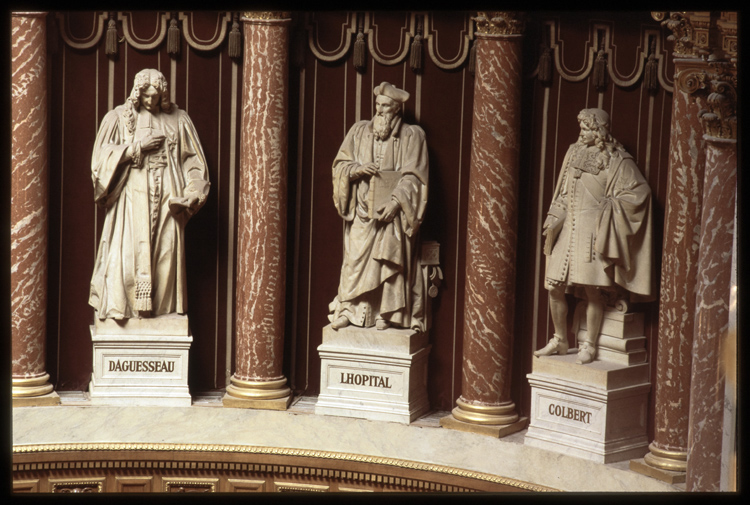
662;11;711;57
675;62;737;140
242;11;290;21
473;12;525;36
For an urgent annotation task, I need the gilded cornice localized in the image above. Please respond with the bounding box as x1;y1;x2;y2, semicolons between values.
473;12;525;36
675;61;737;140
716;12;737;59
13;442;557;492
661;11;711;57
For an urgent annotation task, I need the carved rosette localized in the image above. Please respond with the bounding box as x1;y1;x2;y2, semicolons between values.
472;12;525;36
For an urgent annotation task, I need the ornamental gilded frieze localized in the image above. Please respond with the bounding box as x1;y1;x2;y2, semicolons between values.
472;12;525;36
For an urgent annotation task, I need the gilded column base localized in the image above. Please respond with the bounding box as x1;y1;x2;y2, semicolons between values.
223;375;292;411
629;443;687;484
12;374;60;407
440;398;529;438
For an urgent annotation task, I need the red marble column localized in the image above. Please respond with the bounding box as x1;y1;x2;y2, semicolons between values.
686;136;736;491
223;12;292;410
637;59;707;480
11;12;59;406
440;15;528;437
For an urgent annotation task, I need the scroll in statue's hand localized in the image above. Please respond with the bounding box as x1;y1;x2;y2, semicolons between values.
377;199;401;222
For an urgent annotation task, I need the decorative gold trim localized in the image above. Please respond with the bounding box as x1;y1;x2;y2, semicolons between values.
242;12;290;21
12;374;54;398
452;399;520;425
662;12;711;57
643;443;687;472
226;376;291;400
675;62;737;140
473;12;524;36
12;442;556;492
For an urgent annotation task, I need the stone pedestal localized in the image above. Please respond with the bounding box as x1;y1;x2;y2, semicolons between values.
525;353;650;463
89;314;193;406
315;325;430;424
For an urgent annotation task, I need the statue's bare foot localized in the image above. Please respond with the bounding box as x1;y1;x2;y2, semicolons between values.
534;334;569;357
576;342;596;364
376;318;390;330
331;315;350;330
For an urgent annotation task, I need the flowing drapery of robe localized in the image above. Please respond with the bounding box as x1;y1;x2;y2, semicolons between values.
329;117;429;330
544;143;653;300
89;104;210;319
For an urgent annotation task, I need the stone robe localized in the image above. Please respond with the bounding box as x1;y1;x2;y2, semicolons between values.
89;104;210;319
544;143;653;300
329;117;429;330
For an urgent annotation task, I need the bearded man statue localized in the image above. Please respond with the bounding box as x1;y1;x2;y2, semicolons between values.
328;82;429;332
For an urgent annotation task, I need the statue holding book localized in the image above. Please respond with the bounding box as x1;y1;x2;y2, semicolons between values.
328;82;431;332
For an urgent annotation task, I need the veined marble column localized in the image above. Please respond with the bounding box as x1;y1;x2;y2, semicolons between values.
440;12;528;437
686;76;737;490
223;12;292;410
631;58;707;483
11;12;59;407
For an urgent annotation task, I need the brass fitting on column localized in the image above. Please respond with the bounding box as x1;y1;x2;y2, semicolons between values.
223;375;292;410
440;397;528;437
643;442;688;472
13;373;54;398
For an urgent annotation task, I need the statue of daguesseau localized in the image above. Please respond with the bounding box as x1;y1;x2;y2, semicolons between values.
89;68;210;320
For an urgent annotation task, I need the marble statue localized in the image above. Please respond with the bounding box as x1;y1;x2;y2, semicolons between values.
535;108;653;364
328;82;430;332
89;69;210;320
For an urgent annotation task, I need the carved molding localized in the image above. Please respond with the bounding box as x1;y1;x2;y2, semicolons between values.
364;12;415;65
305;12;358;62
13;442;556;492
424;12;474;70
532;19;673;92
178;12;232;51
55;12;108;50
473;12;525;36
675;61;737;140
54;11;237;52
716;12;737;59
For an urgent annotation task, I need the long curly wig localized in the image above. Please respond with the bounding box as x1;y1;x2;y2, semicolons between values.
122;69;172;137
577;108;624;170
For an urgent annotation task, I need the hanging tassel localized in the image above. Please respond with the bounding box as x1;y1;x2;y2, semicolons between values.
354;31;366;71
468;41;476;74
644;39;658;93
228;13;242;58
410;33;423;72
167;14;180;56
538;46;552;84
410;15;423;72
593;47;608;90
105;13;118;56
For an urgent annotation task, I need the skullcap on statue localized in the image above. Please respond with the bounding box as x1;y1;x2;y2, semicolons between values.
374;81;410;103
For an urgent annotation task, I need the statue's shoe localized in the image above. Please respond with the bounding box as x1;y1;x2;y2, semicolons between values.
533;335;569;356
375;318;390;330
331;315;350;330
576;343;597;364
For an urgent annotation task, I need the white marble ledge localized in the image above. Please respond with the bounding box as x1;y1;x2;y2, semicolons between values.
12;402;681;493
